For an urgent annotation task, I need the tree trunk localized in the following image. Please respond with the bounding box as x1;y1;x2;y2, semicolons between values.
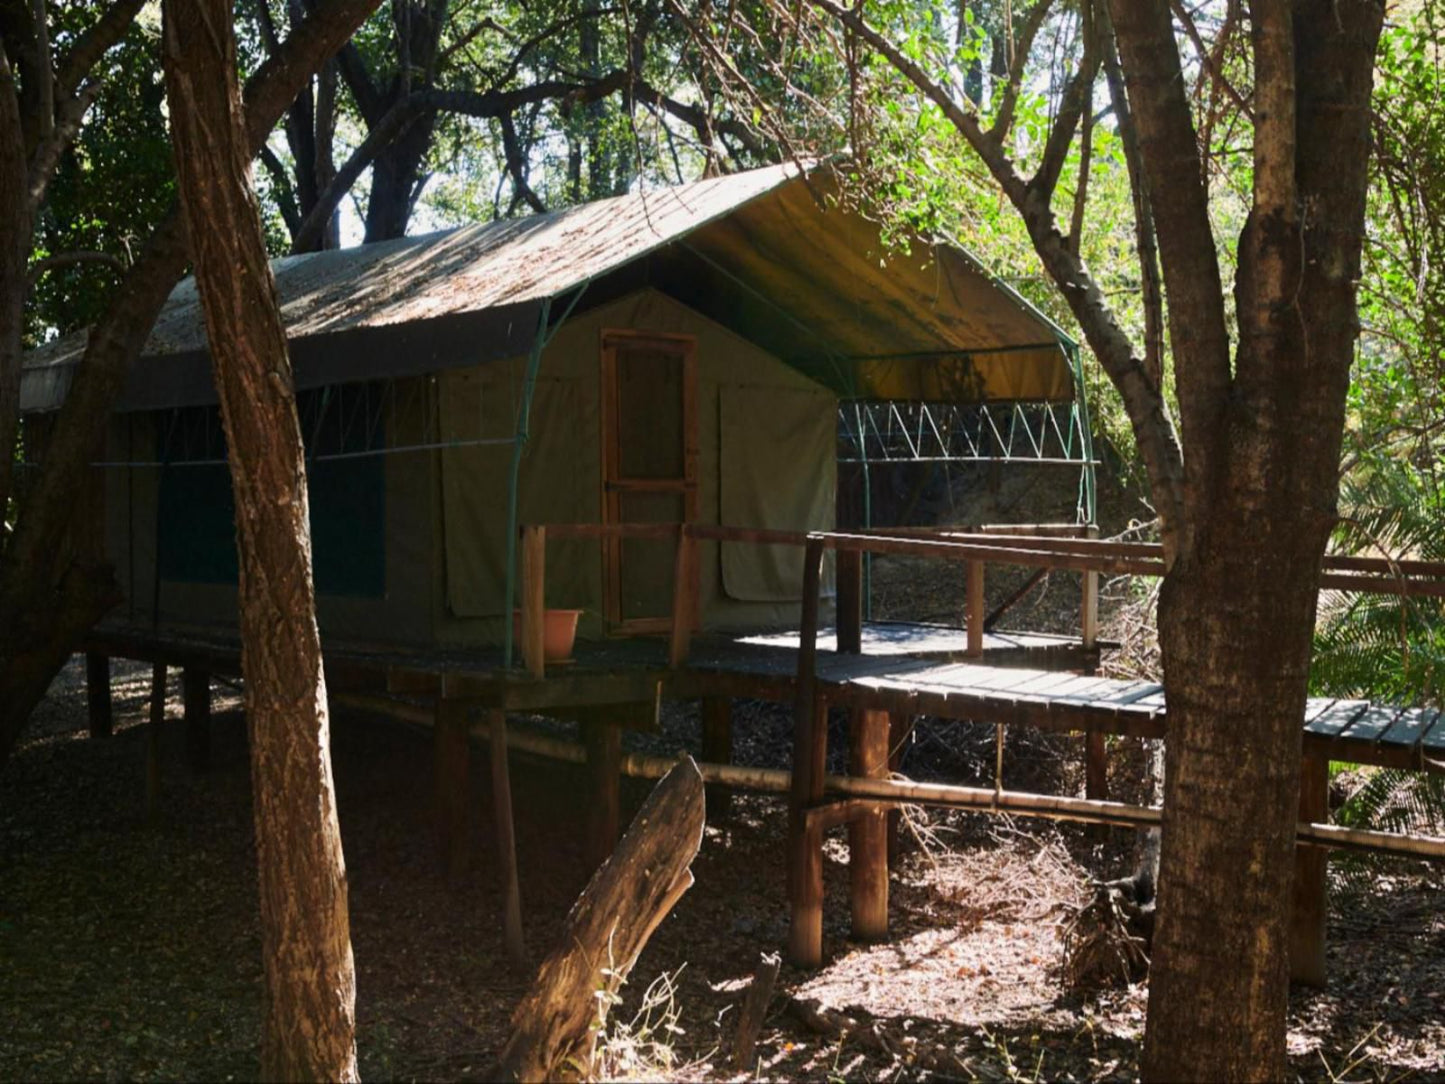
1136;6;1383;1078
162;3;358;1079
0;40;30;520
1143;513;1327;1079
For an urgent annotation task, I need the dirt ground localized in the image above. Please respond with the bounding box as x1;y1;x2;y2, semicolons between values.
2;655;1443;1082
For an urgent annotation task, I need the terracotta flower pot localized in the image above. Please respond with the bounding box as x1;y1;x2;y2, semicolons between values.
513;608;583;662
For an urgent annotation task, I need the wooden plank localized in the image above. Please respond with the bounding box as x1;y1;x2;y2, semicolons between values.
85;653;113;740
1093;680;1165;706
848;708;890;941
182;667;210;772
1338;704;1406;744
836;549;863;655
520;525;546;678
965;560;984;657
1376;707;1439;755
488;709;525;969
1304;700;1370;738
1418;710;1445;755
1290;752;1329;987
1019;673;1118;702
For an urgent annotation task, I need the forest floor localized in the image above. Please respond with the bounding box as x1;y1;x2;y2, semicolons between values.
5;464;1443;1081
2;655;1443;1082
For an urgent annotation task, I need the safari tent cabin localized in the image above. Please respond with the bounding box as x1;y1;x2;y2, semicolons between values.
19;164;1082;653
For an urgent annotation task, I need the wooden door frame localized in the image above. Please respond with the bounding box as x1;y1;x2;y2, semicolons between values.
599;329;699;634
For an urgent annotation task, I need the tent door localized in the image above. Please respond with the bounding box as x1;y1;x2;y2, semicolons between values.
600;330;698;633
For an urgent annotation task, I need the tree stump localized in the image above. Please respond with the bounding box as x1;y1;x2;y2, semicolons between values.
495;758;705;1083
730;951;781;1072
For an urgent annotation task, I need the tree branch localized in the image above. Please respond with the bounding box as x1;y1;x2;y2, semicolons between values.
986;0;1054;145
807;0;1186;549
1029;5;1100;203
260;144;303;237
291;93;424;252
26;249;126;288
54;0;146;98
499;111;546;213
1107;0;1232;539
1099;3;1163;388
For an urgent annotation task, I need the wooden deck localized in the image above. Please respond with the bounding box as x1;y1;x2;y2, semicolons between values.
78;524;1445;986
83;617;1444;773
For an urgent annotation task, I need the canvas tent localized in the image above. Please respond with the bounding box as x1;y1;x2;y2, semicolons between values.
19;163;1084;650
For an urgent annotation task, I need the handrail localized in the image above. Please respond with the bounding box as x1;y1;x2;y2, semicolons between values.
514;521;1445;677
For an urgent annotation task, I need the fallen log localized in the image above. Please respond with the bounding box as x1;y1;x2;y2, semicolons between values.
494;757;705;1083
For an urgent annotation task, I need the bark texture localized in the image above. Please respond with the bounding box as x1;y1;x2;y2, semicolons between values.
1106;2;1385;1078
162;3;357;1079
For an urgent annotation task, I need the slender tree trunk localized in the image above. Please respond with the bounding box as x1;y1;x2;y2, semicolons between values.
0;41;30;521
162;3;357;1078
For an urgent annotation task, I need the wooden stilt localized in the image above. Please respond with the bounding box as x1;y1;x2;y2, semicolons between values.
1085;732;1109;800
788;695;828;969
1291;752;1329;987
848;707;890;941
146;664;166;823
488;709;525;968
182;667;210;771
965;560;985;657
788;539;827;968
86;653;113;740
434;698;471;881
583;718;622;870
836;548;863;654
701;697;734;821
887;712;913;868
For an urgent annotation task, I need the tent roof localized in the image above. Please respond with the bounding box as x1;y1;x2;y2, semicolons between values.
21;163;1075;412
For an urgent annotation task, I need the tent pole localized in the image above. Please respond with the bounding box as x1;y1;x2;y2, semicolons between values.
1065;341;1098;526
851;402;872;620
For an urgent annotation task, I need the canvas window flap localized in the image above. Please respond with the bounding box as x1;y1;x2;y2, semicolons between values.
440;373;594;617
720;385;836;602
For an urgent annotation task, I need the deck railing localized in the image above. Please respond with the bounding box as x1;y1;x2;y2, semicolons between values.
517;521;1445;680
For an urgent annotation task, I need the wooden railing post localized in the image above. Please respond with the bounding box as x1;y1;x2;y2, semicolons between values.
849;707;890;940
1081;525;1100;652
966;559;985;657
836;547;863;654
669;526;697;668
788;536;827;968
520;526;546;678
